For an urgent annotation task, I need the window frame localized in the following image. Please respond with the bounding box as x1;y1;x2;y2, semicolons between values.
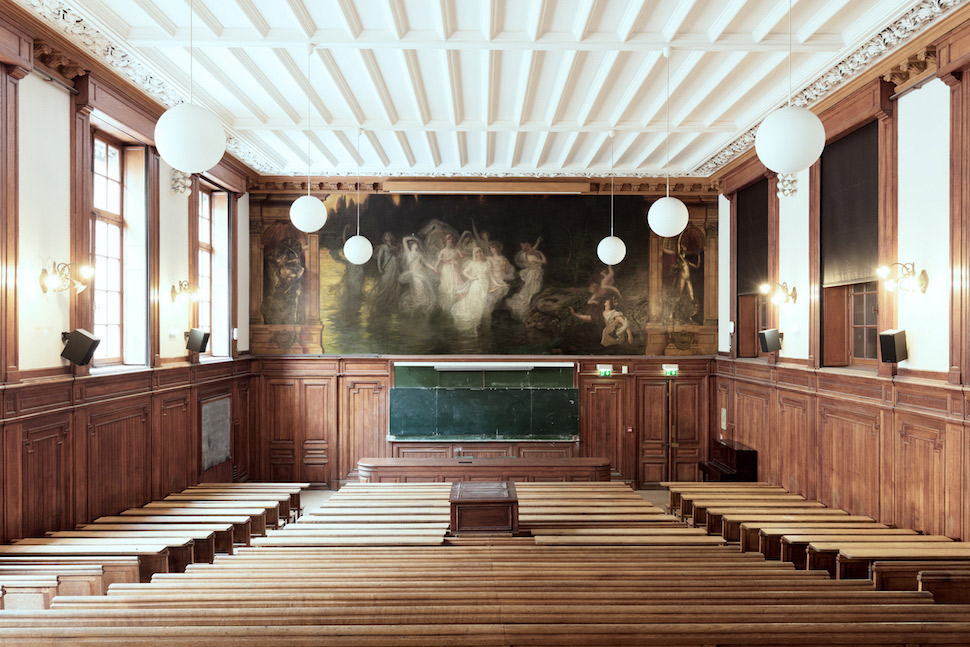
91;131;125;366
196;185;214;356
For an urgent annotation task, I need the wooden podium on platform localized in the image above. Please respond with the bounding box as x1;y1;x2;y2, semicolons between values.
449;481;518;535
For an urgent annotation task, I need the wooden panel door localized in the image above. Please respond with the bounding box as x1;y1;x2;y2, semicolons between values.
338;376;389;485
6;414;73;541
819;402;881;518
302;378;335;485
263;378;300;481
150;390;192;499
637;380;668;483
893;413;962;537
579;376;633;482
774;391;817;500
670;380;705;482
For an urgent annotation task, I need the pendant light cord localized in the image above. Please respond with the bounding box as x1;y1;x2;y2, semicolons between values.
356;129;361;236
665;49;670;198
306;45;312;197
788;0;793;107
609;135;614;236
189;0;194;104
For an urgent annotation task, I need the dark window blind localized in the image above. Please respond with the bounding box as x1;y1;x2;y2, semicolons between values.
820;120;879;287
735;178;768;295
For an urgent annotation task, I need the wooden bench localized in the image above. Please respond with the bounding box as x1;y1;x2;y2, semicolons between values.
0;576;59;610
0;556;138;588
833;544;970;580
721;513;871;542
678;492;804;520
120;509;265;536
872;560;970;591
164;493;292;522
781;534;949;570
77;523;235;554
0;545;170;583
0;565;104;596
738;522;890;554
142;502;279;529
918;570;970;603
752;525;903;559
12;537;196;574
47;531;218;564
97;515;252;544
692;501;826;529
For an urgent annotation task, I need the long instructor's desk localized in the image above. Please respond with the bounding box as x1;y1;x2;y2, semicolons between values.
357;457;611;483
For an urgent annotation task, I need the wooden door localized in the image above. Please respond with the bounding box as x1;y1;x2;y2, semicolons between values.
338;375;389;485
669;379;705;481
579;376;634;483
637;379;668;484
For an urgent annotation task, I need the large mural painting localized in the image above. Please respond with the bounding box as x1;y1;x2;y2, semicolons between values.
303;193;708;355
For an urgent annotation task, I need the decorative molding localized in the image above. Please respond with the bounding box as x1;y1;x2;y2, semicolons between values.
777;173;797;198
33;40;85;79
697;0;962;177
170;168;191;195
883;45;938;86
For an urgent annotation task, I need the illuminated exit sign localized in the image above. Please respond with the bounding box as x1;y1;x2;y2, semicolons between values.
596;364;613;377
662;364;679;377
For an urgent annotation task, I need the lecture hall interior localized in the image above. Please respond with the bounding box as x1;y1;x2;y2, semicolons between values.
0;0;969;644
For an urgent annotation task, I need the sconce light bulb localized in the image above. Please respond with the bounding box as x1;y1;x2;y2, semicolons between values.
876;265;891;279
885;279;896;292
899;276;915;292
44;274;60;291
771;292;785;305
191;293;200;302
759;283;770;294
79;265;95;280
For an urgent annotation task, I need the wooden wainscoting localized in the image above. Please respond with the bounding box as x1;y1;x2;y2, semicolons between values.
716;358;969;541
0;359;252;543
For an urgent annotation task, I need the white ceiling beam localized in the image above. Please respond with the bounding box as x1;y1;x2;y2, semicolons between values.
484;50;500;126
515;50;540;127
485;0;503;41
336;0;364;38
316;48;366;124
273;129;313;165
639;51;705;128
134;0;176;37
608;50;661;126
456;131;468;168
653;131;702;170
556;131;583;169
580;131;610;172
797;0;851;43
732;52;831;126
630;132;667;170
235;131;289;169
393;132;415;167
287;0;316;39
532;131;553;168
231;118;735;133
707;0;746;42
234;0;269;37
74;0;132;40
435;0;455;41
612;130;646;166
616;0;648;42
546;50;582;126
364;130;391;167
509;131;525;168
445;49;464;126
426;131;442;167
752;0;801;43
401;49;431;125
575;50;621;127
273;48;334;123
671;51;747;126
701;52;787;127
306;132;339;166
229;47;301;123
334;131;363;165
386;0;409;40
528;0;548;41
662;0;695;42
360;49;399;124
191;49;269;123
484;131;496;168
572;0;597;42
127;30;844;52
185;0;223;37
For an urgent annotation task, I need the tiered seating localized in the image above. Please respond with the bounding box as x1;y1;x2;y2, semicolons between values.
0;482;967;645
0;482;305;607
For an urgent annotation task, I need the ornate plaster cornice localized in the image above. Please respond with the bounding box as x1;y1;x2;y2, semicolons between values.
697;0;962;177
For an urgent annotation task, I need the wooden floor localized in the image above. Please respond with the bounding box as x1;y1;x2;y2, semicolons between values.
0;481;968;645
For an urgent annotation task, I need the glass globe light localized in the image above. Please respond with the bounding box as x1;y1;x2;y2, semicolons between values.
343;235;373;265
596;235;626;265
154;104;226;174
289;195;328;233
755;105;825;174
647;196;689;238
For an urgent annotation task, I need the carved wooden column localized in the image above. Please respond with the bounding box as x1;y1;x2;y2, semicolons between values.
875;84;897;378
766;172;780;364
70;76;94;377
148;150;161;367
0;63;27;384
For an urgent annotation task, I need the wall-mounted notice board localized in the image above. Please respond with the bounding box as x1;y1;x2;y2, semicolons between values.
389;364;578;441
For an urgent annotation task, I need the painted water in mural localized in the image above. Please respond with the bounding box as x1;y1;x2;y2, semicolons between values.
313;193;703;354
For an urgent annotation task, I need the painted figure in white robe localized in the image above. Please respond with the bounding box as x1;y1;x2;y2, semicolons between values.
399;236;436;315
450;247;489;333
433;233;464;311
373;232;401;311
507;237;547;321
484;241;515;317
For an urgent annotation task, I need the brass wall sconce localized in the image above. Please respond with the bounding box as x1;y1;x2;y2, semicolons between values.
759;281;797;304
171;280;199;302
876;262;928;293
40;261;93;294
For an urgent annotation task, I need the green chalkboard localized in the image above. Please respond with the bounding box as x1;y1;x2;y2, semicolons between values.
389;387;578;441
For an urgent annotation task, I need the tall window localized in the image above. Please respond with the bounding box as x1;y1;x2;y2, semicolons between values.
735;178;769;357
197;187;213;351
92;135;124;364
850;281;879;362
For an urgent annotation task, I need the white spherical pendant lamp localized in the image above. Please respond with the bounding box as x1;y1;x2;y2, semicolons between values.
154;103;225;174
289;194;327;233
648;196;689;238
344;234;373;265
597;235;626;265
755;105;825;174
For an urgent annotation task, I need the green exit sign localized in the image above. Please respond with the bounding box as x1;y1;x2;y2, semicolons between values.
596;364;613;377
662;364;679;377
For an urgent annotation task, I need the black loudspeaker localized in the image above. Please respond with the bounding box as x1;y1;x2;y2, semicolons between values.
186;328;210;353
879;329;908;363
60;329;100;365
758;328;782;353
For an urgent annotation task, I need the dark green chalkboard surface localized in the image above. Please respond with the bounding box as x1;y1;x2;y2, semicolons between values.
389;365;578;441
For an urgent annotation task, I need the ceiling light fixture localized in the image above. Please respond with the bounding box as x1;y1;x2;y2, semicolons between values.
596;132;626;265
290;44;328;233
754;0;825;174
647;47;689;238
154;0;225;174
343;129;373;265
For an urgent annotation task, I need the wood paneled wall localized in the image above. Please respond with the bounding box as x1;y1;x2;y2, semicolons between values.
253;356;713;489
716;359;969;541
0;360;252;543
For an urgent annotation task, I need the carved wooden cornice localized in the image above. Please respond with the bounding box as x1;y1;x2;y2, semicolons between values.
883;45;937;88
33;40;85;80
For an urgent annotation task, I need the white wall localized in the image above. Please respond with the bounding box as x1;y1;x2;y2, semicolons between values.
896;78;950;372
236;193;250;352
778;168;811;360
717;194;731;353
159;160;190;359
18;74;71;371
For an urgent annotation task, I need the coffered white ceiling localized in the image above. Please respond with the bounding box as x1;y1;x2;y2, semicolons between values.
19;0;966;176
